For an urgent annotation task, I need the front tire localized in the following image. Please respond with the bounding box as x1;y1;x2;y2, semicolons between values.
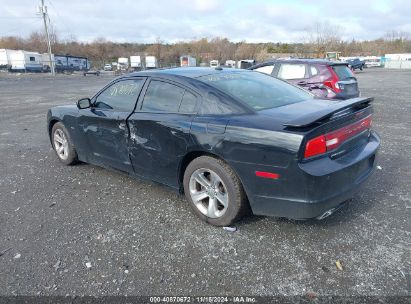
183;156;248;226
51;122;78;165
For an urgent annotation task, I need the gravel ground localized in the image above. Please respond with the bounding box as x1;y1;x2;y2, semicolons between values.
0;69;409;298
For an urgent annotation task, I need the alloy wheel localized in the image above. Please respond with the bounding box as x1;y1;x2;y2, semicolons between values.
53;129;69;160
189;168;229;218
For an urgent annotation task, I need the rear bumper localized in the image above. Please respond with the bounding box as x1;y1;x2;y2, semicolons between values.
243;131;380;219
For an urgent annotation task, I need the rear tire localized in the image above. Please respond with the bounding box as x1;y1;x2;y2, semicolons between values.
183;156;248;226
51;122;78;165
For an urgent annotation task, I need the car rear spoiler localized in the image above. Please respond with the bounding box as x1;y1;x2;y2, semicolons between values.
283;97;374;128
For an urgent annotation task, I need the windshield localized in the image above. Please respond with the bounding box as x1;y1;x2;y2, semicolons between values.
198;71;313;111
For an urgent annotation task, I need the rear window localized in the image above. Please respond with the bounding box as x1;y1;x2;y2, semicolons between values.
198;72;313;111
332;65;354;80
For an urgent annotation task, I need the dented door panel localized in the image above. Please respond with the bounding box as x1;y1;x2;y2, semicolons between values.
127;112;193;187
77;109;132;173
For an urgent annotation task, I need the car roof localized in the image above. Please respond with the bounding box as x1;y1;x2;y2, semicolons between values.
125;67;252;79
251;58;348;68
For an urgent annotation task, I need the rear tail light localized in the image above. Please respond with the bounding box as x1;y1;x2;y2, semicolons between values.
304;135;326;158
323;67;341;93
304;115;372;159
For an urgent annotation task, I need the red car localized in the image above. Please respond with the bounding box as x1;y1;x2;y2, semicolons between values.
249;59;360;100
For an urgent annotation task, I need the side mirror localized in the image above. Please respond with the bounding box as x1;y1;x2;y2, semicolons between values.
77;98;91;109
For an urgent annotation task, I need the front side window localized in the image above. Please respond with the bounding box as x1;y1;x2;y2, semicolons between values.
141;80;186;113
199;71;313;111
278;63;307;80
95;79;144;112
29;56;35;62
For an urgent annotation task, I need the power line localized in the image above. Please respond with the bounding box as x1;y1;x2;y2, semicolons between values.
0;16;40;19
47;0;75;40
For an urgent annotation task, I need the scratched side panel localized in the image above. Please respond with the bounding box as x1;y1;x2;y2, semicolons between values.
127;112;193;188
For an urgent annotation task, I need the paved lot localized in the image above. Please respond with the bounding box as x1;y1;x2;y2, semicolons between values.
0;69;410;297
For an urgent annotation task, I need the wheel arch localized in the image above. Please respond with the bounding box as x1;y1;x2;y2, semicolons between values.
48;118;61;143
178;150;249;199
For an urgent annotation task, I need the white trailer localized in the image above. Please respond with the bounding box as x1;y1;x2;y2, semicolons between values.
41;53;54;72
117;57;129;71
225;60;236;68
210;60;219;67
0;49;11;69
363;56;382;67
130;56;142;70
145;56;158;69
8;50;43;72
385;53;411;61
180;55;196;67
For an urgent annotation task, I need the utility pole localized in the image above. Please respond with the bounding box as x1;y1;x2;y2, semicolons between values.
40;0;55;75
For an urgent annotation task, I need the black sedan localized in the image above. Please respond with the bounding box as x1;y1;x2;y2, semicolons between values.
47;68;380;226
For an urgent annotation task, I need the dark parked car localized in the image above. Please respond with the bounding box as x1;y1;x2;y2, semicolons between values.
249;59;360;100
346;58;365;71
83;70;100;76
47;68;380;226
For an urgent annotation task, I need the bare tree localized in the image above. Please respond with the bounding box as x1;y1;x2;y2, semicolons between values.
2;31;411;67
305;21;343;58
235;42;258;60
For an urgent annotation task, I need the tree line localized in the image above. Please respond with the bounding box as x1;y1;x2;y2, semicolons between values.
1;25;410;68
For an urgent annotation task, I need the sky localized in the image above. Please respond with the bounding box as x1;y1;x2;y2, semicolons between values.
0;0;410;43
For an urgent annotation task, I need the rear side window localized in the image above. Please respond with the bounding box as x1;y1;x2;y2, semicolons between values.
255;65;274;75
310;65;319;76
179;91;197;113
332;65;354;80
278;63;306;79
142;81;185;112
141;80;197;113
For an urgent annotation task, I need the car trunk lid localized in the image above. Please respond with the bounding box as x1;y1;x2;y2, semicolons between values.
293;98;373;160
264;97;374;160
283;97;373;128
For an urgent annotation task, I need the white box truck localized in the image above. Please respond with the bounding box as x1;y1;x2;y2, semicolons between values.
145;56;158;69
225;60;236;68
117;57;129;71
210;60;219;67
180;55;196;67
130;56;142;70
